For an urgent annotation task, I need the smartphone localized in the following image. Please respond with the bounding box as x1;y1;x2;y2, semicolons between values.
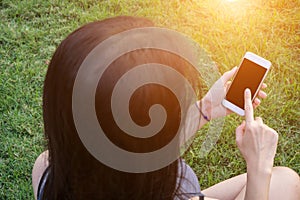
222;52;271;116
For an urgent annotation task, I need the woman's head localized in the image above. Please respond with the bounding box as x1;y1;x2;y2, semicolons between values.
43;16;202;199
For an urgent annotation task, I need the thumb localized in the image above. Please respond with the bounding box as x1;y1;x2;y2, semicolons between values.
225;81;232;92
221;66;238;85
236;121;245;145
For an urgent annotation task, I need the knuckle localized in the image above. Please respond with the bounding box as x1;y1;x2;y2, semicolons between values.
245;125;253;132
259;123;265;129
256;116;262;120
272;129;279;137
255;117;263;122
245;104;252;112
266;127;278;137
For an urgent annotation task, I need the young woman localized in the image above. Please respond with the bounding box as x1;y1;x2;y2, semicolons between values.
32;16;299;200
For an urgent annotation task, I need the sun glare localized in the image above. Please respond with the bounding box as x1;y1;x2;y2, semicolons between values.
226;0;239;2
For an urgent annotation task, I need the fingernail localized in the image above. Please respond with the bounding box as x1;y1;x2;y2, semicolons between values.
245;88;251;94
255;98;261;104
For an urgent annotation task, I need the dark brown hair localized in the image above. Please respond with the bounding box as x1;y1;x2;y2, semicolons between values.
42;16;202;199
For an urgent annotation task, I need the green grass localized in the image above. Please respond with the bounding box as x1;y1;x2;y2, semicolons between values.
0;0;299;199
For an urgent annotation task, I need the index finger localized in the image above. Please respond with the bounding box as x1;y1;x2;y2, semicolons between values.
244;88;254;123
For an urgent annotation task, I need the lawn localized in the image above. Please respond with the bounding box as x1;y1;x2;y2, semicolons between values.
0;0;299;199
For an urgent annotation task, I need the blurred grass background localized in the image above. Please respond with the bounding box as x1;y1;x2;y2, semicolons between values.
0;0;299;199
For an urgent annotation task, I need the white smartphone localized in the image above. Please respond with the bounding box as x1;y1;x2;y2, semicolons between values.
222;52;271;116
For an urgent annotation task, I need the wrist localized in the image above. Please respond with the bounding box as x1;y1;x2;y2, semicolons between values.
195;100;210;126
246;167;272;200
246;161;274;177
200;97;212;120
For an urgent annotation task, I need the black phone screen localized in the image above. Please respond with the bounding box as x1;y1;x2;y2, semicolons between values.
226;58;267;109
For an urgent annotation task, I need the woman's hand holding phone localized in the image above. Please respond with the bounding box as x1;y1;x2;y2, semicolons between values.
222;52;271;116
235;89;278;200
200;67;268;121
